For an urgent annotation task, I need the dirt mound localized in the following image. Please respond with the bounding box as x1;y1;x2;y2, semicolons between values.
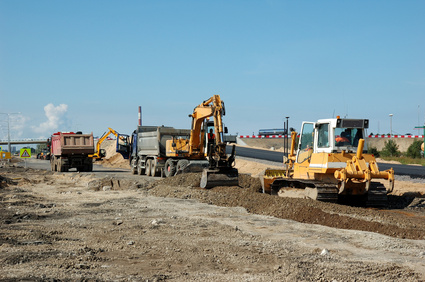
147;172;425;240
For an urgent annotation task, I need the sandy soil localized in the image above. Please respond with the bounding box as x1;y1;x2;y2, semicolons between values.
1;141;425;281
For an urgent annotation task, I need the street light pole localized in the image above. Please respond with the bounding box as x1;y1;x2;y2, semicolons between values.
389;114;393;136
285;116;289;156
0;112;21;154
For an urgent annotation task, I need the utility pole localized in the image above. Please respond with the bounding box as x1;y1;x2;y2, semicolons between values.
0;112;21;154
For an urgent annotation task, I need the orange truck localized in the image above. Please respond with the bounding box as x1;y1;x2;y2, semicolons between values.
50;131;94;172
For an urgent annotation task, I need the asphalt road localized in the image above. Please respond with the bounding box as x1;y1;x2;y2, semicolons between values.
232;145;425;178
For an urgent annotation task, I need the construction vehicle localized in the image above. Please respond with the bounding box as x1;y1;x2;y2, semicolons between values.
189;95;238;188
260;117;395;207
126;126;200;177
50;131;95;172
125;95;238;188
89;127;130;161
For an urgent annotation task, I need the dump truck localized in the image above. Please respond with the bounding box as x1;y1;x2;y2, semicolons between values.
125;125;205;177
261;117;394;207
50;131;95;172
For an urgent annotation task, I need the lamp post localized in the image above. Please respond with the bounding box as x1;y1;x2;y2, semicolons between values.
389;114;393;136
284;116;289;156
0;112;21;154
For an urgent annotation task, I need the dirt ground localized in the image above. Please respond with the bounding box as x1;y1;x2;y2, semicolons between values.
1;142;425;281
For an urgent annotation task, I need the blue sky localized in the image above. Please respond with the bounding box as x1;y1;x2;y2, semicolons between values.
1;0;424;141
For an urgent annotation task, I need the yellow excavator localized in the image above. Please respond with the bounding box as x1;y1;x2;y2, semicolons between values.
89;128;130;161
261;117;394;207
187;95;238;188
161;95;238;187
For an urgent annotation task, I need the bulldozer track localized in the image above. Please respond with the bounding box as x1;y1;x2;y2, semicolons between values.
366;182;388;208
270;179;338;203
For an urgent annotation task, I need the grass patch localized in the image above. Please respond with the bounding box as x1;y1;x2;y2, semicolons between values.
380;156;425;166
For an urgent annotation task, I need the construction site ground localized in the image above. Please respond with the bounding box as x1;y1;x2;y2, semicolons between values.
1;141;425;281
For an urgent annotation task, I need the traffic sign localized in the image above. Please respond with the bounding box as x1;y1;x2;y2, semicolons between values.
20;148;31;158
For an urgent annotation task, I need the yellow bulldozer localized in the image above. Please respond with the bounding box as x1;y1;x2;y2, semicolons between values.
261;117;394;207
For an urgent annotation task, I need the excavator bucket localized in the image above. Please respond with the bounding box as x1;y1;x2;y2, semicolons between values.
200;167;239;188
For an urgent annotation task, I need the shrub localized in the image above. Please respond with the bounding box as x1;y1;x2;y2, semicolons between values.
380;139;400;157
367;146;380;157
406;140;423;159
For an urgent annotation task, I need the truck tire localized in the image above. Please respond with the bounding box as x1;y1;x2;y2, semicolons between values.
58;159;63;172
151;160;157;177
164;159;176;178
137;159;145;175
176;159;190;172
51;157;55;171
145;159;152;176
131;158;137;174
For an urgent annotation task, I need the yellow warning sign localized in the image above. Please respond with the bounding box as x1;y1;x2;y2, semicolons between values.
20;148;32;158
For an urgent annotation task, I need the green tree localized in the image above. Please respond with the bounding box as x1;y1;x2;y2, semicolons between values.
35;144;47;155
380;139;400;157
406;140;423;159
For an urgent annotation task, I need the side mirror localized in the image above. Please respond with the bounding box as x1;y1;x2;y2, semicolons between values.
224;127;228;134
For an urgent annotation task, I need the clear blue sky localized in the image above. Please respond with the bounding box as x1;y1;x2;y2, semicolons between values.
1;0;424;141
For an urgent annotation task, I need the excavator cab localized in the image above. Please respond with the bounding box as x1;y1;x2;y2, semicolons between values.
116;134;130;159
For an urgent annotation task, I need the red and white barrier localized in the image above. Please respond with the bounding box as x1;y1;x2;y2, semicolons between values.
368;135;424;138
239;135;424;139
239;135;287;139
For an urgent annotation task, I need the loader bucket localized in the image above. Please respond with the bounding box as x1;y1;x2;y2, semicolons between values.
200;167;239;188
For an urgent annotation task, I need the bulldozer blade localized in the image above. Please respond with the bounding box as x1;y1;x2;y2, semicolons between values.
200;168;239;189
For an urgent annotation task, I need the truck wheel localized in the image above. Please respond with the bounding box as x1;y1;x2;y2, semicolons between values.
164;159;176;177
131;158;137;174
58;159;63;172
145;159;152;176
176;159;190;173
151;161;157;177
137;159;145;175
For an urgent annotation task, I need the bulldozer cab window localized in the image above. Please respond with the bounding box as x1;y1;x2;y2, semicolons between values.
317;123;329;148
335;128;363;147
297;122;314;163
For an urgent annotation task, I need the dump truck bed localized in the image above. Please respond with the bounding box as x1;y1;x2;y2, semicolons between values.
51;132;95;156
136;126;191;158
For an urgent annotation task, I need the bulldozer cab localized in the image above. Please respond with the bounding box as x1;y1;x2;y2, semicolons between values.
296;118;369;163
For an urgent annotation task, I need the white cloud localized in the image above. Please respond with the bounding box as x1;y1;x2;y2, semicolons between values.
32;103;68;134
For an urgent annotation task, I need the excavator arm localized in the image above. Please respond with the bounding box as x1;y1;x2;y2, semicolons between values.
90;128;129;160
